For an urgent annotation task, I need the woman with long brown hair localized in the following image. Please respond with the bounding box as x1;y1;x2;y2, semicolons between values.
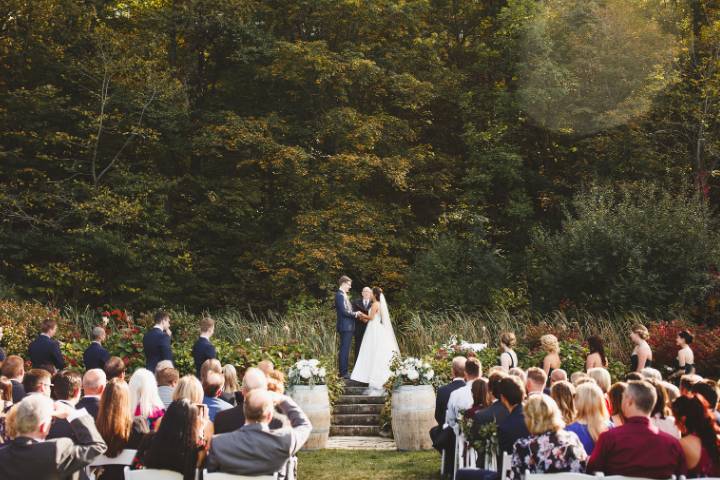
673;395;720;477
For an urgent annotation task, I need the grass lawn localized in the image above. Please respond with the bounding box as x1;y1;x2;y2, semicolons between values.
297;449;441;479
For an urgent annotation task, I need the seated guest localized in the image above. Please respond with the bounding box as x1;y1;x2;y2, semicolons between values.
191;317;217;378
268;370;287;395
608;382;627;426
1;356;25;403
221;364;241;405
465;377;490;419
432;356;466;430
28;319;64;371
587;368;611;396
157;367;179;409
649;379;680;438
626;372;643;381
498;375;530;454
508;394;588;480
200;358;222;383
133;399;204;480
509;367;526;383
571;372;590;385
665;381;681;403
469;372;509;450
128;368;165;430
681;374;703;397
551;381;576;425
77;368;107;419
173;375;204;404
691;380;720;424
567;382;611;455
540;334;562;383
214;367;284;434
672;395;720;477
22;368;52;397
550;368;568;385
47;370;82;440
0;376;13;443
207;390;311;476
154;359;174;375
446;358;482;429
641;367;663;382
525;367;547;397
104;356;126;381
258;360;274;375
0;394;107;479
587;380;687;478
203;371;233;422
95;379;149;480
83;326;110;371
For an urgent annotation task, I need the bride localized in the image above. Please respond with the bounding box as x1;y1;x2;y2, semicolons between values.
350;287;400;395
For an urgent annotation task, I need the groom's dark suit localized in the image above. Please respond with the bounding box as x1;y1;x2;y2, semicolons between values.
352;298;371;363
335;289;356;378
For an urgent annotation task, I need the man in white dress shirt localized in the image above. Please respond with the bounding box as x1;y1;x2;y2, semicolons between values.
526;367;547;396
445;357;482;429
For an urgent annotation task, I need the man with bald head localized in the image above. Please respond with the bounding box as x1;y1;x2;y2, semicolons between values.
214;367;283;434
352;286;373;362
76;369;106;419
207;389;311;477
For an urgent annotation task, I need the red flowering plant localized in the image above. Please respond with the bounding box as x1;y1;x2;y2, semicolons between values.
648;320;720;378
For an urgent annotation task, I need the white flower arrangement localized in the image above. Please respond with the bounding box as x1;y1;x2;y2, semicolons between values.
288;359;327;387
390;356;435;389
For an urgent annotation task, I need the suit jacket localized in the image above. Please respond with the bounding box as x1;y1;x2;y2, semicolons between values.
28;334;65;370
0;414;107;480
11;379;25;404
76;396;100;419
498;404;530;454
470;400;509;439
335;290;356;333
47;400;77;442
214;399;284;434
352;298;371;315
143;327;173;372
191;336;217;377
83;341;110;371
435;379;466;426
207;397;311;476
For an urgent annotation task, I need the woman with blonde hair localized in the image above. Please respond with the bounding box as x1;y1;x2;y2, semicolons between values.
220;365;241;405
508;395;588;480
630;324;653;372
551;381;577;425
499;332;519;372
540;334;562;383
173;375;203;404
566;382;611;455
128;368;165;430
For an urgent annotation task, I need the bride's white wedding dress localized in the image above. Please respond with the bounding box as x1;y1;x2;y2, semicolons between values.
350;294;400;395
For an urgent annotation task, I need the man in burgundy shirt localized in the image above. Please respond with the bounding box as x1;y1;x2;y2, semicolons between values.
587;380;687;479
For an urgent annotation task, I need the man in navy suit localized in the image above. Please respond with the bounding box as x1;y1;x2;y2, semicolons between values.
75;369;106;419
497;375;529;454
143;310;173;372
83;327;110;371
335;275;361;379
430;356;466;458
192;317;217;377
28;319;65;371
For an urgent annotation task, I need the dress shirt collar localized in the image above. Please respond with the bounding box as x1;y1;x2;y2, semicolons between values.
200;334;212;340
242;422;270;432
41;333;51;338
452;377;465;383
83;394;101;400
624;415;652;427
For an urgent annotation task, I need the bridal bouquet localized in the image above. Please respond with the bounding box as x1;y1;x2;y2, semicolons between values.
288;359;327;387
389;356;435;389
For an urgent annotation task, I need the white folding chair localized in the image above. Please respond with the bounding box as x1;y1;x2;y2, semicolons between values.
453;425;463;480
86;449;136;480
441;449;447;476
203;469;275;480
525;472;603;480
123;466;184;479
499;452;513;480
603;476;677;480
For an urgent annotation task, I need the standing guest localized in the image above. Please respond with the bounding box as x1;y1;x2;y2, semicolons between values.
526;367;548;396
207;390;311;477
22;368;52;397
104;356;126;381
143;310;173;373
95;379;149;480
191;317;217;378
352;287;373;362
499;332;519;372
608;382;627;426
630;324;653;372
498;375;530;454
586;335;608;370
587;380;687;478
446;358;482;429
221;364;241;406
76;369;107;419
83;326;110;371
214;368;284;434
335;275;362;379
692;380;720;424
567;382;611;455
0;394;107;479
671;330;696;378
540;334;561;383
47;370;82;441
28;319;64;371
672;395;720;477
649;379;680;438
202;371;232;421
465;377;490;419
133;399;204;480
1;355;25;403
551;381;577;425
550;369;568;385
157;367;179;409
128;368;165;430
0;376;12;443
508;394;588;480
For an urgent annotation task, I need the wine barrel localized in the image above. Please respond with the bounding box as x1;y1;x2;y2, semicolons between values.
391;384;436;450
289;384;331;450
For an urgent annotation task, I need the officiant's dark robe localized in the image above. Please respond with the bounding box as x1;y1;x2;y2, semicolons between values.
351;298;371;362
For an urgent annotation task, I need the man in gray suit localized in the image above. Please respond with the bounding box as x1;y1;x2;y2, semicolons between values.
0;394;107;480
207;389;312;477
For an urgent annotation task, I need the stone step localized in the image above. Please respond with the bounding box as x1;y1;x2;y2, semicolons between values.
343;386;368;395
334;403;384;415
344;379;368;387
330;425;381;436
332;414;381;425
337;395;386;405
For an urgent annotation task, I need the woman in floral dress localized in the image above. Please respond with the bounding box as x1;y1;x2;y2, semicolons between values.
509;394;588;480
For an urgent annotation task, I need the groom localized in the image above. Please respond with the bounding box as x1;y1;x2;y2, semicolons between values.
335;275;361;379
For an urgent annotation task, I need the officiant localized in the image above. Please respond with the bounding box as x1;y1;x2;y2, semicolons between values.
352;287;373;362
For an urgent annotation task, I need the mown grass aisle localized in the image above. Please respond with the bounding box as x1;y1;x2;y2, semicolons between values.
298;450;440;479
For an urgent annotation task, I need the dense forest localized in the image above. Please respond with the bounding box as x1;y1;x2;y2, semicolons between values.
2;0;720;315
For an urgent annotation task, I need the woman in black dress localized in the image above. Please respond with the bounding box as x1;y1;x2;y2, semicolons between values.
629;324;653;372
